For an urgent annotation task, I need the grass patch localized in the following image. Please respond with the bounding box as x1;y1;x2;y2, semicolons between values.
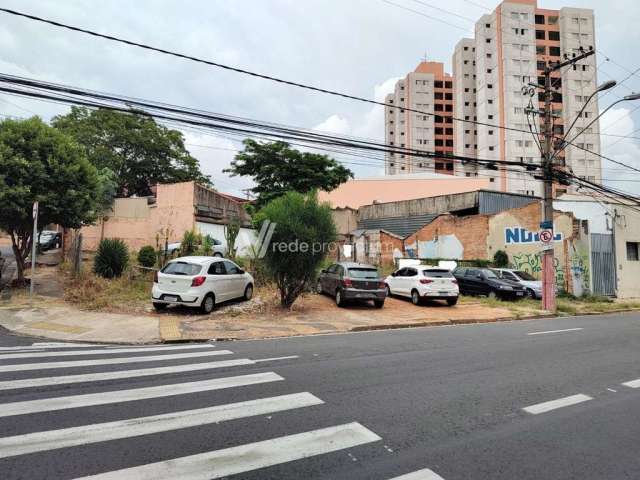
64;270;150;313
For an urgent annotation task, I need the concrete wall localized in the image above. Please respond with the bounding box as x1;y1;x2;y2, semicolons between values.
351;230;403;268
614;205;640;299
332;208;358;236
359;191;479;220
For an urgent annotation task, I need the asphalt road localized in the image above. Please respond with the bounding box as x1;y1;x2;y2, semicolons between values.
1;312;640;479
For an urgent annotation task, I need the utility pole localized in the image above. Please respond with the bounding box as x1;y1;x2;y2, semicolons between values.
539;47;595;311
30;201;38;299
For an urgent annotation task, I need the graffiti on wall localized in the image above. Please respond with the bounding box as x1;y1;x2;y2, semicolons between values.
505;227;563;244
511;253;565;289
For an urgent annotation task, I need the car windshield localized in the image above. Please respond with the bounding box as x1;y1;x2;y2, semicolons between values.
514;271;536;281
481;269;498;279
422;269;453;278
348;268;379;278
161;262;201;276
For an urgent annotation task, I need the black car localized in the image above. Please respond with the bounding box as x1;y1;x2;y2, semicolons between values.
38;231;62;251
316;262;386;308
453;267;526;300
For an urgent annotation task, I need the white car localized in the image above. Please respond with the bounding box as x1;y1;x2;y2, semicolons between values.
152;256;254;313
385;265;460;306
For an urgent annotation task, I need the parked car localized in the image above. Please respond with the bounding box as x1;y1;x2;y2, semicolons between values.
165;239;225;257
152;256;253;313
453;267;526;300
316;262;386;308
491;268;557;299
38;230;62;251
386;266;459;306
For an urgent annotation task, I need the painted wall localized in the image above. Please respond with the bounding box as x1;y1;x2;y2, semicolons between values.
195;222;257;257
614;205;640;299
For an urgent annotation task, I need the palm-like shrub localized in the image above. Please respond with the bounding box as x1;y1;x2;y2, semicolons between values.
137;245;157;268
94;238;129;278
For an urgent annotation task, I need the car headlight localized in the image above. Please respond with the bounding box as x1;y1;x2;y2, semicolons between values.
499;285;513;290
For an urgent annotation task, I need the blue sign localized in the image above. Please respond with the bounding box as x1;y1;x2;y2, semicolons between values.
505;227;562;244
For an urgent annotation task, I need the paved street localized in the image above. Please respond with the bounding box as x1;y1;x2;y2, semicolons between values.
1;312;640;479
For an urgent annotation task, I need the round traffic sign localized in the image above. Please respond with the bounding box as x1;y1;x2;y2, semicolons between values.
539;229;553;243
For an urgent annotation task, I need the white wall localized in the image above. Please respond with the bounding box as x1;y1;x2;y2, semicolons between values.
196;222;257;256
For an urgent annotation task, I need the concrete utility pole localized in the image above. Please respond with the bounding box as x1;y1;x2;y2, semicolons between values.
539;48;595;311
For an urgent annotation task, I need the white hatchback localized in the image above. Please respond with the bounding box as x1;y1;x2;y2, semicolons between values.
152;256;254;314
385;266;459;306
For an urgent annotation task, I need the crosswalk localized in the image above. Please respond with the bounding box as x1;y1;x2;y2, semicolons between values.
0;341;443;479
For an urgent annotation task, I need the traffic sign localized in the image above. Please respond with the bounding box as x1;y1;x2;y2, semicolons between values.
539;229;553;244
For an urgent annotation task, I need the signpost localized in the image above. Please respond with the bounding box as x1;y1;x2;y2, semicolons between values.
30;201;38;298
539;228;554;251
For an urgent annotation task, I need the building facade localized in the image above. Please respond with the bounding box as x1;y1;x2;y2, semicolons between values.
388;0;601;196
384;61;455;175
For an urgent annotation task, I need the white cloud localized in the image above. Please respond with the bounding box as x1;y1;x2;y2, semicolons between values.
313;114;351;135
600;106;640;196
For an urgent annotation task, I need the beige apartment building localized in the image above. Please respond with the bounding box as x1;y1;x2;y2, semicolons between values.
384;61;455;175
387;0;602;196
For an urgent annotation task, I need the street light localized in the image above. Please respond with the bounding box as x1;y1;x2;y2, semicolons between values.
556;80;618;151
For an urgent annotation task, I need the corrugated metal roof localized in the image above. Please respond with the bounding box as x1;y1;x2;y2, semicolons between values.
357;213;440;238
478;190;538;215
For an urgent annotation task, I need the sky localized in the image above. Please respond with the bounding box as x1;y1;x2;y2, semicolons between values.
0;0;639;197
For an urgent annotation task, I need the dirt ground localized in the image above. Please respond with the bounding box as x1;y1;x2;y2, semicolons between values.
175;291;518;340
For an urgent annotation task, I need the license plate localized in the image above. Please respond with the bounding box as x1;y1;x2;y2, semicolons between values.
439;291;452;295
164;295;178;302
356;293;374;298
516;291;524;296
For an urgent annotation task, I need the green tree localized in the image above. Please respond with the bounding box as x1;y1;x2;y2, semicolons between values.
254;191;336;308
52;107;210;197
225;139;353;208
0;117;99;282
493;250;509;268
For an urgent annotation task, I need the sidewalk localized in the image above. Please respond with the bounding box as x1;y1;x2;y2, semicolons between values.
0;294;525;344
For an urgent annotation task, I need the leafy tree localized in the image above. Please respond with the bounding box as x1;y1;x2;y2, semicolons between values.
493;250;509;268
225;139;353;208
180;229;200;256
0;117;99;283
254;191;336;308
52;107;211;197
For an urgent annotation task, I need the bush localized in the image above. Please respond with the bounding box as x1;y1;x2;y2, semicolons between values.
254;191;336;308
493;250;509;268
137;245;157;268
180;229;200;256
94;238;129;278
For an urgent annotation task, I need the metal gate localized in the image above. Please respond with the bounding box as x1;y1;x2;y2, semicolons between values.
591;233;616;296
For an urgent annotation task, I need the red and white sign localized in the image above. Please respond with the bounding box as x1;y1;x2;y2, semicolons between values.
539;229;553;243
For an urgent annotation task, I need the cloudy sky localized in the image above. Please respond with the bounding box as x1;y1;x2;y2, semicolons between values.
1;0;639;197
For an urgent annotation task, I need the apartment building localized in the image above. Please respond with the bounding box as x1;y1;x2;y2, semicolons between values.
453;0;601;195
384;61;455;175
386;1;601;196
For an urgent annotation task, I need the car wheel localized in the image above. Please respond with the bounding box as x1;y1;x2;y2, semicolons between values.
385;284;392;298
374;299;385;309
488;290;497;300
316;280;323;295
526;288;536;299
200;293;215;314
243;284;253;301
152;302;167;312
335;289;346;307
411;289;422;306
213;252;223;258
446;297;458;306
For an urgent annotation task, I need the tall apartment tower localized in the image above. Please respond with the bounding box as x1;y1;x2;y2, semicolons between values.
384;61;455;175
453;0;601;195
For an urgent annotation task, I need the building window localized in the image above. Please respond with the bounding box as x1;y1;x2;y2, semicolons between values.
548;16;558;25
489;177;495;182
488;114;493;120
488;99;494;104
536;45;546;55
485;23;491;28
486;53;492;59
535;14;545;24
463;46;469;51
536;30;545;40
488;84;493;89
549;46;561;56
489;146;495;151
487;68;492;74
549;31;560;41
464;87;469;92
627;242;639;261
486;38;491;44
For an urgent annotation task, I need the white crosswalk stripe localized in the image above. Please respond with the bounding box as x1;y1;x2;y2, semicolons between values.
0;349;233;373
0;344;216;360
0;372;283;417
0;343;412;479
0;392;324;458
0;358;255;391
388;468;446;479
73;422;381;480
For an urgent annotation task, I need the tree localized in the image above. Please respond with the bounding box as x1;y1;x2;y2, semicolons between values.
493;250;509;268
224;139;353;208
52;107;211;197
95;167;118;241
0;117;99;283
254;191;336;308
